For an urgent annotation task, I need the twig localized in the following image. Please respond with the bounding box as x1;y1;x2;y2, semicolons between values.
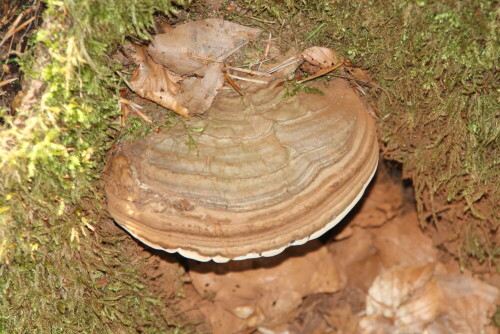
245;16;276;24
188;53;222;63
264;32;272;59
119;97;152;124
119;97;143;110
0;4;19;30
223;70;243;95
225;66;269;77
297;62;344;83
266;57;302;74
0;11;36;47
227;74;268;84
0;11;24;47
326;74;393;104
247;56;276;72
0;77;18;88
116;71;134;92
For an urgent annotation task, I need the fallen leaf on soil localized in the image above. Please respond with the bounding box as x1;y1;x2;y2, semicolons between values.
289;290;364;334
347;169;402;229
366;264;439;327
301;46;340;69
345;67;372;83
431;272;500;334
373;210;438;268
361;263;500;334
329;169;437;292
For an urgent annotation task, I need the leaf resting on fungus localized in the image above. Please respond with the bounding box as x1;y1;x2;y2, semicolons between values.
128;19;261;116
129;45;189;117
175;62;225;115
148;18;262;76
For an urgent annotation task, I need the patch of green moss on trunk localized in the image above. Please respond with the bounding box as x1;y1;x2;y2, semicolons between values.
0;0;190;332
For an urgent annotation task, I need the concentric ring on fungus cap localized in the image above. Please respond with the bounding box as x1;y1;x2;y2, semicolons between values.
104;79;379;263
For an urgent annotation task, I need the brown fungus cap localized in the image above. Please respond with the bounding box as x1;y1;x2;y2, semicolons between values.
105;79;379;262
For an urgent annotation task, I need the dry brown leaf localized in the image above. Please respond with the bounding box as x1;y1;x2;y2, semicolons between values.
329;227;382;291
362;263;500;334
365;264;438;321
174;62;225;115
346;67;372;83
301;46;340;69
128;19;261;115
148;18;261;76
341;167;403;230
431;273;500;334
128;45;189;117
373;211;438;267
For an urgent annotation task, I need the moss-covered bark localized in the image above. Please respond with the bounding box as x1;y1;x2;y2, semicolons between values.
0;0;189;332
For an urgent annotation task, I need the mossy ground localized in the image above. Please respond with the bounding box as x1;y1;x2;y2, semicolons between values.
0;0;498;332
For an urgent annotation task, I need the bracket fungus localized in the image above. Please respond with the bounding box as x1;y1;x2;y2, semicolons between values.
105;79;379;262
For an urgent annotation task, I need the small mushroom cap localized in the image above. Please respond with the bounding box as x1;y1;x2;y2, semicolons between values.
105;79;378;262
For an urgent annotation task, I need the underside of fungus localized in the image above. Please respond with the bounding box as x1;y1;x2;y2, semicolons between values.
105;79;379;262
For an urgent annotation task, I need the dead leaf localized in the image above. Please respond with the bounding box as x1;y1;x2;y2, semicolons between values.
432;273;500;334
175;62;225;114
301;46;340;69
129;45;188;117
373;211;438;267
361;263;500;334
148;18;261;76
365;264;440;331
346;67;372;83
128;19;261;116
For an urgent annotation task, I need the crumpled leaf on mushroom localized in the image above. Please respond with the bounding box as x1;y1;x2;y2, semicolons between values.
128;45;189;117
148;19;261;76
128;19;261;116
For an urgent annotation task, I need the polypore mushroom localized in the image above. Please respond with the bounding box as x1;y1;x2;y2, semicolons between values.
104;79;378;262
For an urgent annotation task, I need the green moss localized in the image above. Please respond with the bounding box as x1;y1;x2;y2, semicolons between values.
232;0;499;269
0;0;189;332
281;81;325;100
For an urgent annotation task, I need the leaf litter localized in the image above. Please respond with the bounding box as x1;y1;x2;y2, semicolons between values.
123;18;385;120
126;18;261;117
